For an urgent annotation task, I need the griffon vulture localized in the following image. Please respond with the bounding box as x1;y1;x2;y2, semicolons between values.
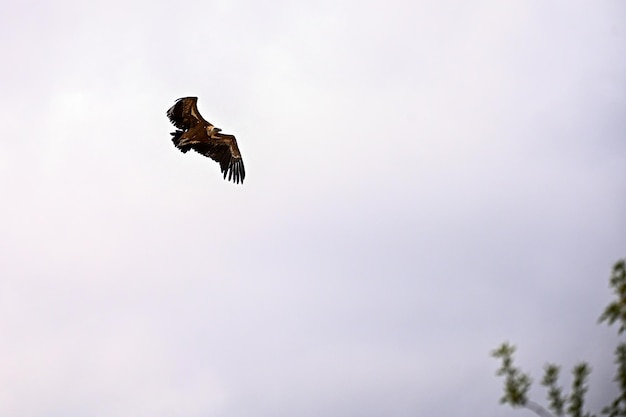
167;97;245;184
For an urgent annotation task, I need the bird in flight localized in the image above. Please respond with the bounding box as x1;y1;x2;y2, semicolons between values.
167;97;245;184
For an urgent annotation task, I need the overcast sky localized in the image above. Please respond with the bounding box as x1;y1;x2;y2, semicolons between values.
0;0;625;416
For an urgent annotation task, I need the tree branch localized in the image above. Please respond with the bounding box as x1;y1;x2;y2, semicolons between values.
526;400;556;417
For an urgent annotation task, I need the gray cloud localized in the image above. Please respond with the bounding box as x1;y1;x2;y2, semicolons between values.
0;0;624;416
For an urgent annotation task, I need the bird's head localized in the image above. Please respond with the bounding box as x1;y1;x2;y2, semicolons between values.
206;126;221;136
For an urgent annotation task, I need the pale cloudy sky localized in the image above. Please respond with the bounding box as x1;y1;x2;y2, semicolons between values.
0;0;625;416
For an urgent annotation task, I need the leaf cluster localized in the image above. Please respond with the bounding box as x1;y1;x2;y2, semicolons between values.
599;259;626;417
492;258;626;417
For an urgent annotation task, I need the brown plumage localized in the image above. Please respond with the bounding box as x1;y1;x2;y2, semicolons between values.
167;97;245;184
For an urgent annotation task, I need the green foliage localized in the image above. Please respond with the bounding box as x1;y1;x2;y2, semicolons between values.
492;343;531;407
567;363;592;417
599;260;626;333
541;364;565;417
599;259;626;417
492;258;626;417
601;344;626;417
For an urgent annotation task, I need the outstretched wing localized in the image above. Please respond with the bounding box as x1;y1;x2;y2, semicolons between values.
166;97;210;129
190;133;246;184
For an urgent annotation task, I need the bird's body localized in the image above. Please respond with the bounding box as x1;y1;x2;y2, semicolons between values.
167;97;245;184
